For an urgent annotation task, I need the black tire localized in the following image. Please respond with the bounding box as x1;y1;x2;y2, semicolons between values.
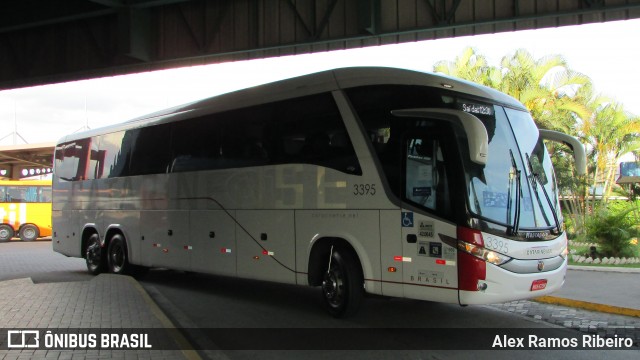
107;234;131;275
85;233;106;275
19;224;39;242
321;247;364;318
0;224;14;242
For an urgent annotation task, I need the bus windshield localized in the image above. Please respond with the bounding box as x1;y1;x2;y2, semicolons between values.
464;106;559;234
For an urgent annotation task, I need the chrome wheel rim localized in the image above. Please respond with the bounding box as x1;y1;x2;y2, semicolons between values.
110;243;125;273
322;266;345;308
86;239;101;269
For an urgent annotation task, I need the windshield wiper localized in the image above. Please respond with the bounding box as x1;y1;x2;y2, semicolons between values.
507;150;521;236
526;153;561;234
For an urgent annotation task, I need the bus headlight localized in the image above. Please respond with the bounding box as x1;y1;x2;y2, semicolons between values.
458;242;512;266
559;244;569;259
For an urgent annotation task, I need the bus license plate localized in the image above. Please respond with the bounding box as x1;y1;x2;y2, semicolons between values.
530;279;547;291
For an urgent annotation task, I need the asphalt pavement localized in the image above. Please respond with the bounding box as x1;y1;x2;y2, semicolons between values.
550;265;640;312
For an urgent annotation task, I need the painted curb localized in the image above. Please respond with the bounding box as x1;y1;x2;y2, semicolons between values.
568;265;640;273
534;295;640;318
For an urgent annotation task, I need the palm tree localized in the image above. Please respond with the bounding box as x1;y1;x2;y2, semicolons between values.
433;47;498;87
497;49;592;132
580;100;640;201
434;48;592;133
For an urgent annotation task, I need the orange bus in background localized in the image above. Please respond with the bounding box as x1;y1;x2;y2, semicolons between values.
0;179;52;242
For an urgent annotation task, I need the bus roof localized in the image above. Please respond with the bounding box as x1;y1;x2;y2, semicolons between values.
58;67;527;143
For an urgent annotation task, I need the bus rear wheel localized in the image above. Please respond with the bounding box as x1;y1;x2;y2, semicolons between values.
0;224;14;242
19;224;39;242
85;233;106;275
321;248;364;318
107;234;131;275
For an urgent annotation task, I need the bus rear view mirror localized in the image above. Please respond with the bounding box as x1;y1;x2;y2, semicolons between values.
391;108;489;165
539;129;587;176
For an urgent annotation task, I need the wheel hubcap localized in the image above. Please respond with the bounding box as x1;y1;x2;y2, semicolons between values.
322;268;344;307
86;242;100;267
111;244;124;272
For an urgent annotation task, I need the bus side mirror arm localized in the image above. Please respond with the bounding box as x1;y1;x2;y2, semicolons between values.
539;129;587;176
391;108;488;165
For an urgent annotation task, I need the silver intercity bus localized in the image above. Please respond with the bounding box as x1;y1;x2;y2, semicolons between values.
53;67;586;317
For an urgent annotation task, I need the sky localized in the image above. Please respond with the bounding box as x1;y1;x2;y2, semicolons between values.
1;18;639;146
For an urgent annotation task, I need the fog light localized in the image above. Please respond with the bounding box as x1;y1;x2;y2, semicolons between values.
477;282;488;291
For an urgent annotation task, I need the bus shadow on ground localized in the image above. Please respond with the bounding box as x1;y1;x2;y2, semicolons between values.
138;268;520;329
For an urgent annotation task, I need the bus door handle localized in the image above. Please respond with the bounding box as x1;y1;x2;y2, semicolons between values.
406;234;417;243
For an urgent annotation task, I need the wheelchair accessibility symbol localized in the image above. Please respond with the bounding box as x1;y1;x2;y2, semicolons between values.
401;212;414;227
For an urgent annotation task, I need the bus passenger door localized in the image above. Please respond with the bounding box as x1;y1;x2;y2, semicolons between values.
190;210;236;277
401;134;459;302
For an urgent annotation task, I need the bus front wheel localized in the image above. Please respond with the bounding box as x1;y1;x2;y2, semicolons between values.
19;224;39;242
321;248;364;318
107;234;131;275
0;224;14;242
85;233;106;275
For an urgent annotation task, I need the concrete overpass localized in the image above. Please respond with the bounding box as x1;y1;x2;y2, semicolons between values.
2;0;639;91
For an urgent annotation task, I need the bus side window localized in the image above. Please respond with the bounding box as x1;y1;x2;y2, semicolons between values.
274;93;362;175
219;110;272;168
38;186;52;202
129;124;173;176
6;186;26;203
54;140;90;181
96;131;133;178
171;116;221;172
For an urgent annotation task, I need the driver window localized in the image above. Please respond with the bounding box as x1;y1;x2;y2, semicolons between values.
405;136;451;218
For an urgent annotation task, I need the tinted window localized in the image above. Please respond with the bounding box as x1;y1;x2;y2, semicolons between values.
130;124;173;176
271;93;360;175
54;139;91;181
171;92;361;175
55;93;361;180
171;115;228;172
98;131;135;178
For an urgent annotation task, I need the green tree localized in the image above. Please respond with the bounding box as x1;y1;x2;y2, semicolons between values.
433;47;498;87
579;100;640;201
434;48;592;133
585;202;639;258
497;49;591;132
